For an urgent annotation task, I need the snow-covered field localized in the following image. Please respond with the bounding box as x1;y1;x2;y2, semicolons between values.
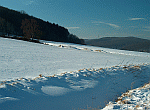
0;37;150;110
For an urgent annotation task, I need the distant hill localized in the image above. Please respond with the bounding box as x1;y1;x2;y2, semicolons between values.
85;37;150;53
0;6;84;44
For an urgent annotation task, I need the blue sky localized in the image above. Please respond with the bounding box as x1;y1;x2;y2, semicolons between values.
1;0;150;39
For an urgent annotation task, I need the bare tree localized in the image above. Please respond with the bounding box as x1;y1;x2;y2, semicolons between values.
21;19;42;40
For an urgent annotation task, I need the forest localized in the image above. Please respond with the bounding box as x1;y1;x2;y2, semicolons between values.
0;6;84;44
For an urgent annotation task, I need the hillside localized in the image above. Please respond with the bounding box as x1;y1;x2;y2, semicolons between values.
85;37;150;53
0;6;83;44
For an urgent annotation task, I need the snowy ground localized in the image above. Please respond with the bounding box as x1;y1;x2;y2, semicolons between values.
103;82;150;110
0;37;150;110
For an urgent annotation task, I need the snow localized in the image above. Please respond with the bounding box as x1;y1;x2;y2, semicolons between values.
0;37;150;110
41;86;71;96
103;83;150;110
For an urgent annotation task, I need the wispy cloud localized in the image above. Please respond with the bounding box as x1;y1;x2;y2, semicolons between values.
20;0;36;5
26;1;34;5
105;23;120;28
66;27;80;30
143;26;150;31
92;21;120;29
128;18;145;21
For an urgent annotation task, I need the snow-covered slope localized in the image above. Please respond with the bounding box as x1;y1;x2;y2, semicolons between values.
1;38;149;81
103;82;150;110
0;37;150;110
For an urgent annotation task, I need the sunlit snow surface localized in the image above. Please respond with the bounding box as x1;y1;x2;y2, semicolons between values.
0;38;150;110
103;83;150;110
0;38;150;81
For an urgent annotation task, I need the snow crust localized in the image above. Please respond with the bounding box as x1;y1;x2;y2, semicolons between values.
0;38;150;110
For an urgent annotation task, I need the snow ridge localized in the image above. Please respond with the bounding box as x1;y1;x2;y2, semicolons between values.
0;64;150;109
103;83;150;110
42;40;150;57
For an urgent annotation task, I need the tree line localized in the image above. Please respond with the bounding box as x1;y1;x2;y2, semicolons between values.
0;17;14;36
0;6;84;44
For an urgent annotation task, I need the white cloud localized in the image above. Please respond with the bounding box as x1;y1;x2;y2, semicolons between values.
19;0;36;5
66;27;80;30
128;18;145;21
92;21;120;29
105;23;120;28
143;26;150;31
26;1;34;5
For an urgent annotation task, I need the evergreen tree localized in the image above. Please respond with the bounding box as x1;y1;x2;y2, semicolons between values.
0;17;6;35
